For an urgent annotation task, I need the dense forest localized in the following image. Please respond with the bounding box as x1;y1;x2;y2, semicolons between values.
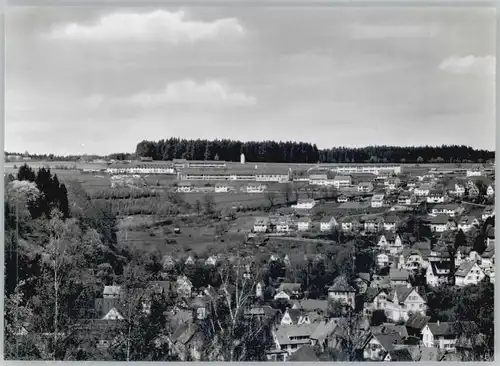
135;138;494;164
6;139;494;164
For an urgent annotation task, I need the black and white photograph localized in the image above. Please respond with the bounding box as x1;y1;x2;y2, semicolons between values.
4;5;496;362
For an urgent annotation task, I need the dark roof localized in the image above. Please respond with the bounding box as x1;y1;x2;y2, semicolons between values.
455;261;477;277
328;275;356;293
291;299;329;312
94;298;125;319
389;268;410;281
370;331;403;352
426;322;456;337
392;285;415;303
288;345;319;362
406;313;430;330
388;347;414;361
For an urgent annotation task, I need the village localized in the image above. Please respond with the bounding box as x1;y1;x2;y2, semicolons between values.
43;156;495;362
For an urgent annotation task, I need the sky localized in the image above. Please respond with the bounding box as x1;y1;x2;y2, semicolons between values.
5;6;496;156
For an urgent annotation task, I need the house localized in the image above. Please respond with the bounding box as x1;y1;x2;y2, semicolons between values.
327;275;356;307
414;184;432;197
95;298;125;320
337;194;349;203
291;299;329;313
457;216;479;232
309;320;339;351
168;322;206;361
482;206;495;221
297;217;312;232
385;285;427;322
362;331;403;361
376;252;389;268
332;175;352;188
384;178;401;190
293;199;317;210
430;204;464;217
363;216;383;234
421;321;477;351
425;262;451;287
398;191;415;205
103;285;122;299
455;261;485;287
214;183;231;193
184;256;195;266
253;217;270;233
308;173;328;185
320;216;337;232
405;313;430;339
204;256;217;266
274;283;302;300
383;216;400;232
280;308;312;326
401;242;431;271
389;268;410;286
453;182;466;197
371;194;385;208
358;182;374;193
486;184;495;196
428;215;456;233
363;288;390;317
377;232;403;255
340;217;359;232
276;218;293;233
244;183;267;193
426;190;446;204
177;183;193;193
176;276;193;298
272;323;318;356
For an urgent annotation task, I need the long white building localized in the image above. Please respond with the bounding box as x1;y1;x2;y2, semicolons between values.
312;164;401;175
107;163;176;175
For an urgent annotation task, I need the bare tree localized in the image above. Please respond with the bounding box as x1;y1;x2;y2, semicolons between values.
265;191;277;209
282;183;292;204
201;256;269;361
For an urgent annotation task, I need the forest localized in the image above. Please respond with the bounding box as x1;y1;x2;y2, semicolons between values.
6;139;494;164
135;138;494;164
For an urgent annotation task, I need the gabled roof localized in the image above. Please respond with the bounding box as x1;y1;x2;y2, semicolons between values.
455;261;478;277
288;345;319;361
310;320;338;341
369;331;403;352
328;275;356;293
406;313;430;330
426;322;456;337
103;285;122;297
389;268;410;282
275;323;318;344
387;346;414;361
291;299;329;312
428;214;454;225
278;282;302;293
285;308;303;324
429;261;451;275
392;285;416;303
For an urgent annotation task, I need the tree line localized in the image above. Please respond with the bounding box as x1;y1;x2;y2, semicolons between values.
135;138;494;164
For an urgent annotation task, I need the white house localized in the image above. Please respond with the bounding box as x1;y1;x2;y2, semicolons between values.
253;217;270;233
177;183;193;193
320;216;337;232
358;182;374;192
297;218;312;232
337;195;349;203
340;218;358;232
486;184;495;196
426;190;446;204
453;183;466;197
332;175;352;189
482;206;495;221
384;178;401;190
280;308;312;326
276;219;292;233
376;253;390;268
428;215;456;233
386;285;427;322
293;199;317;210
309;174;328;185
274;283;302;300
414;185;432;197
244;184;267;193
389;268;411;286
378;232;403;255
205;256;217;266
457;216;479;233
364;216;384;233
422;321;460;350
272;323;317;356
327;276;356;308
397;191;415;205
371;194;385;208
425;262;450;287
466;169;483;177
103;286;122;299
214;184;231;193
383;216;399;232
430;204;463;217
455;261;485;287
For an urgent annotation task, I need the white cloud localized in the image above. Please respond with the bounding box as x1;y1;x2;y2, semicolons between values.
118;80;256;107
46;10;244;43
349;24;439;39
439;55;495;75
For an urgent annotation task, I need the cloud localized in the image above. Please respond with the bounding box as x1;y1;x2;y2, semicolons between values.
46;10;244;43
439;55;495;75
114;80;256;107
349;24;439;39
